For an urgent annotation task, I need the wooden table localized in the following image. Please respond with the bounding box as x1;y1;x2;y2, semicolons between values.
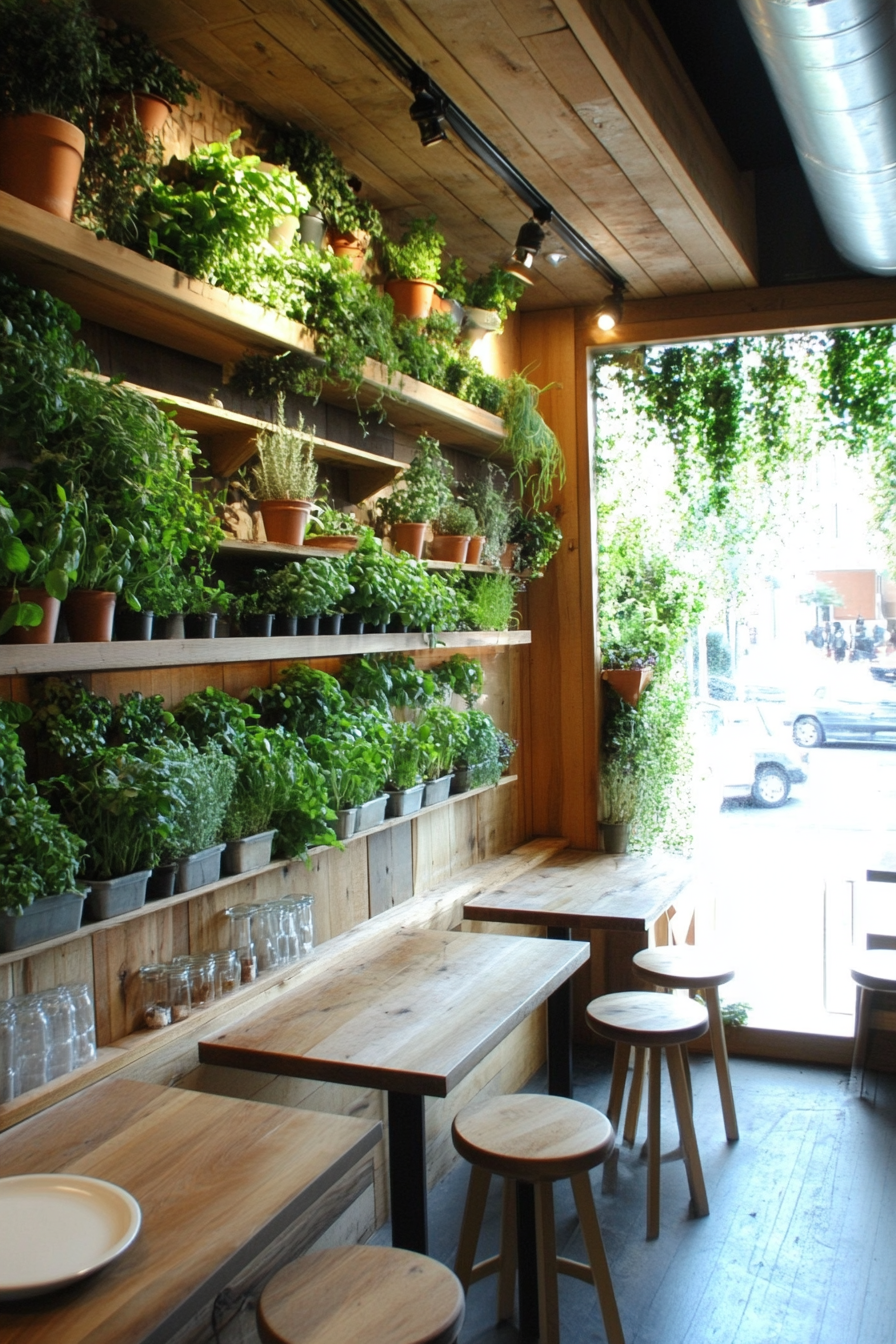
199;925;588;1257
0;1078;381;1344
464;850;693;1097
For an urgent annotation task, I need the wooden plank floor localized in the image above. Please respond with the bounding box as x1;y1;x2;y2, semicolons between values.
374;1049;896;1344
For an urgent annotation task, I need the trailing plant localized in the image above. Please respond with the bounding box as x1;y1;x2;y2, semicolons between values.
0;0;102;126
454;709;503;788
433;654;483;707
382;215;444;283
250;395;318;502
29;677;113;761
272;123;383;237
98;20;198;106
460;572;517;631
435;501;478;537
0;785;85;914
377;435;454;526
501;372;565;509
510;508;563;578
464;466;514;565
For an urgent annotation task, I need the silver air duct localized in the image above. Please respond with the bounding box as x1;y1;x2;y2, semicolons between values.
738;0;896;275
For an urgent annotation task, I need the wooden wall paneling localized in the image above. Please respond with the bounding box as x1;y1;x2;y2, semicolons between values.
0;966;14;1002
15;938;95;999
91;908;186;1044
412;807;455;895
521;308;599;849
367;823;414;917
475;785;519;864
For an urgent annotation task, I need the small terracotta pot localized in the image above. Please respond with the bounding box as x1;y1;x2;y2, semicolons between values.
101;92;173;138
0;588;61;645
500;542;520;570
257;499;312;547
466;536;486;566
327;228;369;272
64;590;117;643
601;667;654;708
304;534;359;553
429;534;470;564
0;113;85;219
385;278;436;321
391;521;428;560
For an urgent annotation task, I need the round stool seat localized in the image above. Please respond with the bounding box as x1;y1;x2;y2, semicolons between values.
586;990;708;1047
633;946;735;990
851;949;896;992
452;1093;614;1181
257;1246;465;1344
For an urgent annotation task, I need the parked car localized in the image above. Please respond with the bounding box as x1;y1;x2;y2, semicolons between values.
697;700;809;808
792;679;896;747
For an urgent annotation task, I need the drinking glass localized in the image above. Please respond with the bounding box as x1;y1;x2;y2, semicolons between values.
41;987;75;1081
250;904;280;974
211;949;240;996
0;1003;15;1102
226;905;257;983
67;982;96;1067
294;896;315;957
13;995;49;1093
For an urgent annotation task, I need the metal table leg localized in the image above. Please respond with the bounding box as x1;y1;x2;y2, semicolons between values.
547;925;573;1098
388;1091;428;1253
516;1178;539;1341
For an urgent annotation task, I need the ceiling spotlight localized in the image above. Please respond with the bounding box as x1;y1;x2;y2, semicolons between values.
512;209;552;268
596;286;624;332
409;78;447;147
545;250;567;267
502;261;535;286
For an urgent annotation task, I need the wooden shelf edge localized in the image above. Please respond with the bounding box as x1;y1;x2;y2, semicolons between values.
0;777;519;968
219;538;510;574
0;629;532;675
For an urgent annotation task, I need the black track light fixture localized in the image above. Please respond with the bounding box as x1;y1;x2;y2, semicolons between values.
596;286;625;332
512;209;550;268
409;76;447;147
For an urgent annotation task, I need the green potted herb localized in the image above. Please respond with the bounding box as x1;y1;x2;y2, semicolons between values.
430;500;478;564
262;557;351;636
501;373;566;509
462;265;526;335
384;720;437;817
161;743;236;893
29;675;113;762
460;572;518;631
304;487;360;552
599;754;639;854
382;215;445;320
343;531;401;632
433;654;484;708
250;395;318;546
452;709;503;793
511;508;563;578
273;123;383;255
465;466;514;567
0;0;102;219
417;704;469;805
232;571;275;639
98;19;198;135
0;478;83;644
306;730;390;838
433;256;467;328
220;728;298;874
377;435;454;559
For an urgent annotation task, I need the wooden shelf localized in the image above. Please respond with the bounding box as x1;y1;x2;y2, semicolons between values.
0;629;531;676
219;538;507;574
0;192;508;456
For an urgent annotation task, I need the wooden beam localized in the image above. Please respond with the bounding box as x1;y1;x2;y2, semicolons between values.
581;275;896;350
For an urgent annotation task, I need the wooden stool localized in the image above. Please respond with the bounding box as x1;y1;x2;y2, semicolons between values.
452;1092;624;1344
851;948;896;1086
586;991;710;1240
632;946;739;1142
256;1245;465;1344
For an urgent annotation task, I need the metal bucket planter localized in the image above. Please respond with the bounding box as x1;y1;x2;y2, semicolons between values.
0;890;85;954
223;830;277;876
599;822;630;855
86;870;150;920
423;774;453;807
175;844;226;894
386;784;425;818
356;794;389;831
334;807;360;840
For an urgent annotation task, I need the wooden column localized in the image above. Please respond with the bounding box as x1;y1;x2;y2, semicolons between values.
520;308;599;850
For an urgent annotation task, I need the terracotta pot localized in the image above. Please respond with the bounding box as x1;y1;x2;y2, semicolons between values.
101;92;173;138
466;536;486;566
0;113;85;219
391;521;428;560
257;498;312;546
430;293;465;328
500;542;520;570
64;589;117;643
268;215;299;249
601;667;654;708
0;588;61;645
385;278;436;321
429;534;470;564
327;228;369;272
304;534;359;553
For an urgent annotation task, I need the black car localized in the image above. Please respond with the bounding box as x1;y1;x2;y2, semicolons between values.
792;680;896;747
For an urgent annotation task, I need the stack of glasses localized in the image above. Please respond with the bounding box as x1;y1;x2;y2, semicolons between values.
0;983;97;1101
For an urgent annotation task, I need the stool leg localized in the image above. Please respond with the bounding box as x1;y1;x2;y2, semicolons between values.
497;1178;517;1323
603;1042;630;1196
570;1172;625;1344
705;985;739;1141
534;1182;560;1344
454;1165;491;1289
667;1044;709;1219
851;985;872;1088
646;1045;662;1240
622;1048;646;1147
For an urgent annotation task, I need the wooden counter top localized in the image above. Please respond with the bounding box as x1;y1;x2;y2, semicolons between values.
0;1078;381;1344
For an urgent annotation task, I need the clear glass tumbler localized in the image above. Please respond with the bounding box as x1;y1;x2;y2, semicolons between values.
41;987;75;1081
0;1003;16;1102
250;903;280;974
67;982;96;1067
294;896;315;957
13;994;49;1093
167;964;191;1023
226;905;257;984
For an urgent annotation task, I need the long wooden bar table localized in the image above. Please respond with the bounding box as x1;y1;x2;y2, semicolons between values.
199;925;589;1256
0;1077;381;1344
464;850;694;1097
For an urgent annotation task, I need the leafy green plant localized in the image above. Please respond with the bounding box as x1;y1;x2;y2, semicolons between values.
250;395;318;502
306;488;358;537
98;20;198;105
435;501;478;536
382;215;445;283
160;742;236;860
175;686;259;752
261;557;350;619
251;662;348;738
75;108;161;247
501;372;566;509
0;0;102;125
510;509;563;578
272;123;383;237
464;467;514;565
454;709;503;787
464;265;526;325
0;479;83;633
434;654;484;707
461;572;517;631
341;655;438;712
0;699;29;794
386;720;437;790
268;739;337;859
0;785;85;914
417;704;468;779
377;435;454;526
306;731;389;808
111;691;177;751
29;677;113;761
343;531;401;625
599;750;640;825
222;727;293;842
497;728;516;775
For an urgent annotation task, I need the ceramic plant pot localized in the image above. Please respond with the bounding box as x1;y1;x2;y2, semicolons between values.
429;535;470;564
64;590;117;643
391;522;427;560
258;499;312;546
268;214;299;249
327;228;369;271
0;113;85;219
466;536;486;566
601;668;654;708
299;209;327;249
304;535;359;553
385;278;436;321
0;589;60;645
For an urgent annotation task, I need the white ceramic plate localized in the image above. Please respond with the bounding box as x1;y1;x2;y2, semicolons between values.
0;1173;142;1299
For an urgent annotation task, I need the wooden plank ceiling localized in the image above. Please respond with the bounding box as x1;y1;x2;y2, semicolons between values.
96;0;758;308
